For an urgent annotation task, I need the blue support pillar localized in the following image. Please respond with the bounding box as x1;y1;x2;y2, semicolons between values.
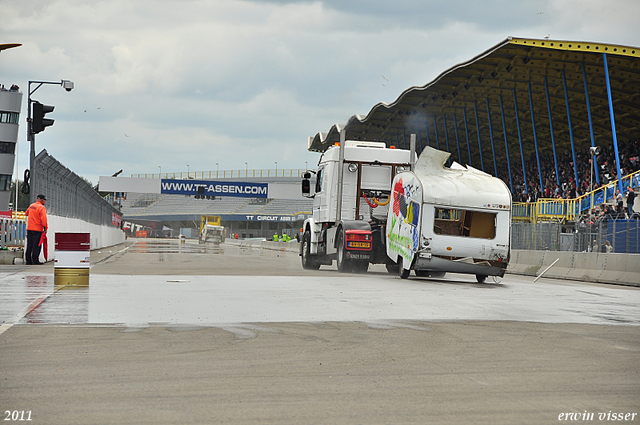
544;76;560;187
582;62;600;186
528;81;544;193
513;88;528;195
474;101;485;172
485;98;498;177
433;116;440;150
396;132;400;149
463;107;472;166
562;69;580;190
453;113;462;164
499;95;513;192
418;132;423;153
425;121;431;148
443;115;451;166
402;127;407;149
603;53;624;195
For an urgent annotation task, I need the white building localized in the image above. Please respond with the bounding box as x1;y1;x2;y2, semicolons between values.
0;86;22;210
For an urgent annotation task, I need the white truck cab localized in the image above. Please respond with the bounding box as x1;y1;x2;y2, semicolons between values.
301;140;412;272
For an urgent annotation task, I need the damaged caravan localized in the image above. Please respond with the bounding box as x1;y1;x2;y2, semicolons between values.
386;146;512;282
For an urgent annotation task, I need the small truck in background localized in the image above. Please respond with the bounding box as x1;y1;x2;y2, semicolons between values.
200;215;225;244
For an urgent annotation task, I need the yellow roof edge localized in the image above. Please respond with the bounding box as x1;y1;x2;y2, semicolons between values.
509;37;640;58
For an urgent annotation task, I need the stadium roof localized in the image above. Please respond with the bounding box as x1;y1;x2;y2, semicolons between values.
308;37;640;185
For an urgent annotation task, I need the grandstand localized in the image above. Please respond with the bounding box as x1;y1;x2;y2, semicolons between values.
120;190;313;240
309;37;640;225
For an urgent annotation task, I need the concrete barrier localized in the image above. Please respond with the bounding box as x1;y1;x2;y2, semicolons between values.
508;249;640;287
508;250;543;276
0;250;23;264
12;215;125;265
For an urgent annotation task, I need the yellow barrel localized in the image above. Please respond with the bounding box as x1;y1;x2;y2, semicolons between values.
54;268;90;287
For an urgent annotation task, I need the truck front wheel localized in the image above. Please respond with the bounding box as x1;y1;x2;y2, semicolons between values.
301;230;320;270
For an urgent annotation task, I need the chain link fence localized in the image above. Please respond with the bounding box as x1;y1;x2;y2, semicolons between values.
33;150;121;227
512;220;640;254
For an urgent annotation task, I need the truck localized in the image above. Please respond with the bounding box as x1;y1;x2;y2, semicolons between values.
300;135;413;273
300;132;511;282
200;215;225;244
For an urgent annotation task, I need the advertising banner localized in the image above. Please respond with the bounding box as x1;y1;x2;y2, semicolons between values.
160;179;268;198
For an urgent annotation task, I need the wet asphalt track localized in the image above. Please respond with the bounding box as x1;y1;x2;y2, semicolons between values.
1;239;639;424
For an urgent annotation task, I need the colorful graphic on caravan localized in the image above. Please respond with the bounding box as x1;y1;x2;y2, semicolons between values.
160;179;268;198
388;176;422;262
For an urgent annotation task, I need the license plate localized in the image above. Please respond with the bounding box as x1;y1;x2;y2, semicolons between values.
348;242;371;248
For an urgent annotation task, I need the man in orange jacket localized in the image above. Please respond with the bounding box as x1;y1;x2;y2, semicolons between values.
25;194;48;265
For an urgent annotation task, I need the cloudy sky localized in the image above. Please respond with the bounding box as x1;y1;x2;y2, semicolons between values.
1;0;638;184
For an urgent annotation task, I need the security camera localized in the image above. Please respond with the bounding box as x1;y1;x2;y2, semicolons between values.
62;80;74;92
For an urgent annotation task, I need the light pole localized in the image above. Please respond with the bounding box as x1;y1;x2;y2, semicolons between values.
27;79;74;203
275;161;277;177
158;166;161;177
245;162;248;176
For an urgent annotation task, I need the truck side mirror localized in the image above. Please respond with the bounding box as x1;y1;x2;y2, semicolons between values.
302;177;311;196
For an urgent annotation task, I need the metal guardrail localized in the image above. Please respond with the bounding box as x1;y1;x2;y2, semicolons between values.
131;169;307;180
512;220;640;254
513;170;640;222
34;150;122;227
0;218;26;248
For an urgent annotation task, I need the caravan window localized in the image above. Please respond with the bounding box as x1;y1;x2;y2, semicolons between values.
434;208;496;239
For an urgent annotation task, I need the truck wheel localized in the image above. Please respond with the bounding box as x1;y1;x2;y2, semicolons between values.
385;263;399;274
415;270;430;277
399;267;410;279
431;272;446;278
353;261;369;273
476;274;487;283
336;231;351;273
301;231;320;270
398;257;410;279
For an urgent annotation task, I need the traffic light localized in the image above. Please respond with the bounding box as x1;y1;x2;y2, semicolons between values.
194;186;215;200
32;101;55;134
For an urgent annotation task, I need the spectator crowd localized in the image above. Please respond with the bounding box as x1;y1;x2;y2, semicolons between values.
499;137;640;209
0;84;20;91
